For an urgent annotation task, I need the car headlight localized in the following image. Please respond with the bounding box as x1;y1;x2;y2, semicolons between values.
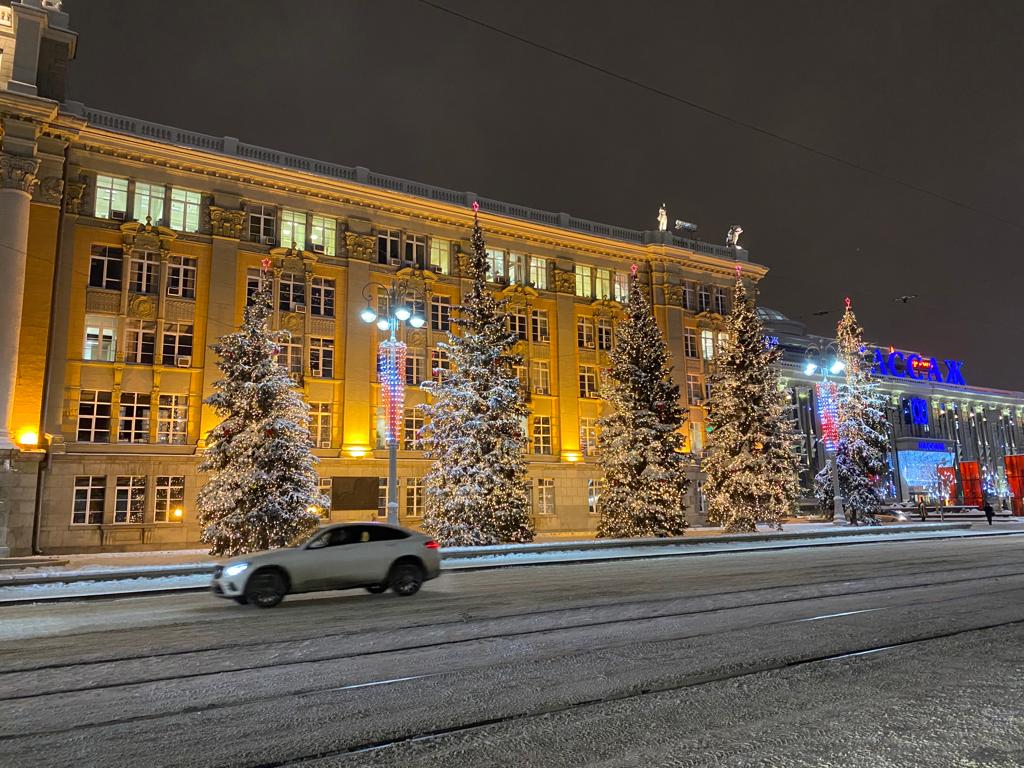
223;562;249;578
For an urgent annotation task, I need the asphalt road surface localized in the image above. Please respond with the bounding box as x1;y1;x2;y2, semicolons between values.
1;537;1022;768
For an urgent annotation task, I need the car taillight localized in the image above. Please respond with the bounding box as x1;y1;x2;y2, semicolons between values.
424;540;440;550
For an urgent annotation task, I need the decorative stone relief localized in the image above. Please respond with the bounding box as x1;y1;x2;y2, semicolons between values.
86;290;121;314
127;295;157;320
64;179;87;214
35;176;64;204
551;267;576;294
310;318;335;337
208;206;246;239
663;284;683;306
121;219;176;255
344;232;375;261
455;249;473;277
0;154;40;192
165;299;196;323
281;312;303;333
407;329;426;347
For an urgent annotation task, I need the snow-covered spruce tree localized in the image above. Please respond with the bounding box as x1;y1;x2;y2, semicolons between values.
197;264;325;556
702;277;800;532
831;300;889;524
418;206;534;546
596;268;689;538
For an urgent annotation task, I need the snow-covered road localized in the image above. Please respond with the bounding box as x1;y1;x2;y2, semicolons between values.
0;535;1022;767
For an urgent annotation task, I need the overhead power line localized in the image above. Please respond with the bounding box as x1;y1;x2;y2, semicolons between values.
416;0;1024;233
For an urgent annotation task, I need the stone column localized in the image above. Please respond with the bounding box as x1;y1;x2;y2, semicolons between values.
0;153;40;448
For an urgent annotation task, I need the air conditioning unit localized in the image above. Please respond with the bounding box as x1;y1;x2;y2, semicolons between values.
311;244;325;254
495;276;508;285
534;386;547;395
111;210;127;221
310;368;323;378
175;355;192;368
262;236;276;246
319;440;331;449
428;264;442;273
291;303;306;313
389;257;401;266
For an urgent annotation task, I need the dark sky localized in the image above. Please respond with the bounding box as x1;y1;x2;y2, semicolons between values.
62;0;1024;388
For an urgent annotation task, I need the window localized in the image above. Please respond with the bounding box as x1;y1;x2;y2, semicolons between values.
280;209;306;250
94;175;128;219
133;182;165;224
701;329;715;361
310;277;335;317
403;407;424;450
278;341;302;375
531;360;551;395
167;256;197;299
378;477;389;518
513;364;528;387
597;318;614;351
77;390;112;442
429;238;450;275
689;422;704;455
508;252;526;285
714;287;727;314
588;479;605;515
531;310;549;342
580;417;599;457
310;337;334;378
169;188;202;233
595;269;612;301
119;392;151;443
530;257;549;290
310;402;332;447
403;293;425;321
683;282;695;311
698;284;711;312
279;272;306;311
161;322;193;362
246;268;269;305
114;476;146;524
577;317;595;349
431;348;450;382
613;273;629;303
154;476;185;523
157;395;188;444
705;380;713;404
248;204;276;243
575;265;593;298
532;416;552;455
309;215;336;255
536;478;555;516
405;351;425;385
430;296;451;332
405;234;427;268
684;328;698;358
377;229;401;264
128;251;159;294
717;331;729;357
405;478;424;518
687;374;703;405
317;477;332;518
83;314;117;361
509;311;528;341
579;365;599;398
125;319;156;364
376;286;392;317
72;476;105;525
486;248;505;282
88;245;123;290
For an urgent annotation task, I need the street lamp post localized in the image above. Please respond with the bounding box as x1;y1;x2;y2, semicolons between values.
358;279;425;526
804;343;846;524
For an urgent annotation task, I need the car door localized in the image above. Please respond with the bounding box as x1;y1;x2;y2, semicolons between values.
361;525;410;584
288;529;341;592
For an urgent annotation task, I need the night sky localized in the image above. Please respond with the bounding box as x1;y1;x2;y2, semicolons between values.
61;1;1024;388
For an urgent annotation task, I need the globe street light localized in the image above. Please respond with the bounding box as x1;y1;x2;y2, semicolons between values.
359;279;426;525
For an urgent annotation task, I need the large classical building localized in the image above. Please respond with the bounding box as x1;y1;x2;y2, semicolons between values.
0;1;764;554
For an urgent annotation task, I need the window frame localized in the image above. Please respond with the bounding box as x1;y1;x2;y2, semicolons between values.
166;255;197;299
83;314;118;362
531;360;551;395
154;476;185;523
169;188;202;233
124;319;156;365
156;394;188;445
72;475;106;525
430;296;452;332
133;181;165;224
118;392;151;443
114;475;146;524
280;209;307;250
309;214;336;256
310;276;335;317
532;416;552;455
578;364;599;398
94;175;128;219
77;390;112;443
309;337;335;378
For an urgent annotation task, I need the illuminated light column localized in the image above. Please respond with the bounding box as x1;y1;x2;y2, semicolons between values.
0;153;39;449
815;378;844;522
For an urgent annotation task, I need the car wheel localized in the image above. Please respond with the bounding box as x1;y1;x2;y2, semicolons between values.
389;562;424;596
233;596;249;605
245;571;287;608
365;584;388;594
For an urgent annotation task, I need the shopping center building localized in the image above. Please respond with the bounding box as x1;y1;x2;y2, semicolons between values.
0;1;767;554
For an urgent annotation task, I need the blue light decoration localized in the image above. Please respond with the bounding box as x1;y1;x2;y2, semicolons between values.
763;335;780;348
871;348;966;386
815;380;840;452
377;339;407;443
917;441;946;452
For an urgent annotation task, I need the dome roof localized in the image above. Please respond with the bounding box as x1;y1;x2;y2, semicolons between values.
756;307;790;321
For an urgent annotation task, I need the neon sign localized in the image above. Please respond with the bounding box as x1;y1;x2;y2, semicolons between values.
871;348;965;386
917;441;947;452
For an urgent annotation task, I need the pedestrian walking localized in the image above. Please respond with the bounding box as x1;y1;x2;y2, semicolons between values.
984;502;994;526
917;499;927;522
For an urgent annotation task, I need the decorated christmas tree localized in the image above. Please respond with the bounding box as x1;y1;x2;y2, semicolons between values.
419;204;534;546
197;260;325;556
596;267;690;538
818;300;889;524
702;275;800;532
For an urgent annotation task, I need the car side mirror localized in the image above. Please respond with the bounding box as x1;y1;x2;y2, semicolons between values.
306;537;327;550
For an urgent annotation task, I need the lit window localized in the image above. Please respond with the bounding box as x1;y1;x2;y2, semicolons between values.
161;322;193;362
167;256;197;299
597;318;614;351
530;257;549;290
129;251;159;294
486;248;506;282
88;246;123;290
77;390;112;442
429;238;450;275
114;476;146;523
133;182;165;224
588;478;605;515
279;272;306;311
83;314;117;361
594;269;612;301
579;365;599;398
689;422;704;454
124;319;156;365
310;402;332;448
687;374;703;405
169;188;202;233
154;476;185;523
613;273;629;303
405;234;427;268
377;229;401;264
118;392;151;443
280;209;306;250
157;395;188;444
717;331;729;357
310;337;334;378
580;418;599;457
684;328;698;358
536;478;555;515
310;277;335;317
406;478;425;518
531;360;551;395
248;204;276;243
72;476;105;525
701;329;715;360
430;296;451;332
309;215;336;255
575;265;593;298
403;407;424;450
94;175;128;219
531;310;549;342
577;317;595;349
508;252;526;285
532;416;552;455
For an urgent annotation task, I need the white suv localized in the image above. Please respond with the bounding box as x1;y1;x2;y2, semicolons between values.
211;523;442;608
